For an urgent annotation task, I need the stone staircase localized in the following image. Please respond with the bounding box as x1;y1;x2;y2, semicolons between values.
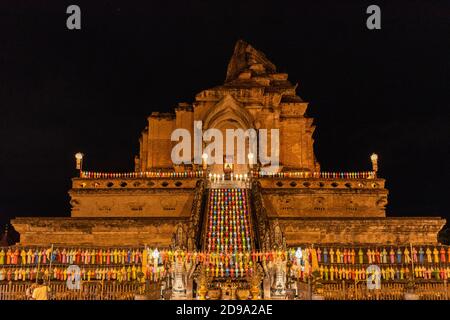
204;188;253;253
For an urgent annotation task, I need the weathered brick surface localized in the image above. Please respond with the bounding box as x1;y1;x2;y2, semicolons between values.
12;217;186;246
276;217;445;245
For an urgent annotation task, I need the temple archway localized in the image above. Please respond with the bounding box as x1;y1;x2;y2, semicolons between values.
202;95;255;175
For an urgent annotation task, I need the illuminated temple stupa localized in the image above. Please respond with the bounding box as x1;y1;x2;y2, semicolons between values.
6;40;447;300
13;40;444;247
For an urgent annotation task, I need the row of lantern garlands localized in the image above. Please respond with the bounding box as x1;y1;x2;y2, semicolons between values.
74;152;380;180
79;170;205;179
2;263;450;284
206;188;252;253
253;153;380;179
2;246;449;267
310;265;450;282
308;247;450;265
253;171;375;179
0;248;145;266
0;265;166;283
1;247;450;283
78;170;375;180
0;249;299;281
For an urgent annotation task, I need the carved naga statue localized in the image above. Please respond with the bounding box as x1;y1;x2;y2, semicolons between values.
171;251;187;299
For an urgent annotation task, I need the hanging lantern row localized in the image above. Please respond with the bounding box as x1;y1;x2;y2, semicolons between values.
253;171;376;179
0;265;166;283
3;251;450;284
79;170;205;179
3;263;450;283
3;262;450;283
78;170;375;180
206;189;252;254
292;264;450;282
2;246;449;268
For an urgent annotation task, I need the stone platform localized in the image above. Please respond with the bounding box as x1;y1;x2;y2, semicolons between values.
11;217;188;246
277;217;445;245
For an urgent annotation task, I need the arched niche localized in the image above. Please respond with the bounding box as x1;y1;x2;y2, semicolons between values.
202;95;255;174
203;95;254;130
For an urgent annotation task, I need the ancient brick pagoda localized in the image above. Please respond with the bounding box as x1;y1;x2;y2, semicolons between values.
5;40;448;300
12;40;444;248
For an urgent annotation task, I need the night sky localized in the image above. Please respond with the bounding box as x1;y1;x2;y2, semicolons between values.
1;0;449;238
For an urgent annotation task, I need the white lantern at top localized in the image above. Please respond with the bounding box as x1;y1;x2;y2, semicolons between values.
370;153;379;174
75;152;84;170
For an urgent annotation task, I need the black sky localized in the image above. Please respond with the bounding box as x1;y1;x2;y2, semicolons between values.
0;0;449;232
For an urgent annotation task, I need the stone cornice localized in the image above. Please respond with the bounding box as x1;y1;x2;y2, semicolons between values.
71;178;200;190
259;177;387;190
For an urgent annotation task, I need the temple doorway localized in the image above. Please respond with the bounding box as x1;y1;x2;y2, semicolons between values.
223;155;233;180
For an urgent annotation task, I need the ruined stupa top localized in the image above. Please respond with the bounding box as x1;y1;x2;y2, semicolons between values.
220;40;300;102
225;40;277;82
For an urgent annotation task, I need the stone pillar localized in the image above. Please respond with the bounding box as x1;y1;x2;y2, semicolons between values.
342;280;346;299
263;276;271;299
445;280;448;300
186;278;193;299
